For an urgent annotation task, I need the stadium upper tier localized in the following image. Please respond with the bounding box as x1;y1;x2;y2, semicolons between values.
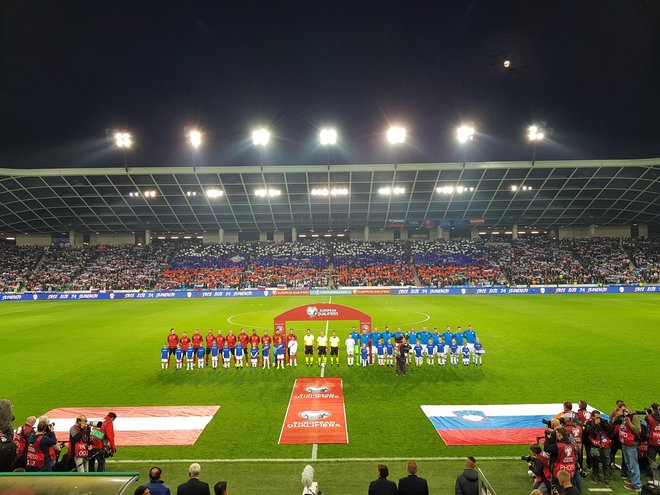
1;238;658;292
0;159;658;233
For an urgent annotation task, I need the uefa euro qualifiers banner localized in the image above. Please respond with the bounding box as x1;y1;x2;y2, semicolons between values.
391;285;660;296
0;289;267;302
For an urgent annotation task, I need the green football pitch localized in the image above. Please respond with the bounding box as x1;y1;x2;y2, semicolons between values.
2;293;659;494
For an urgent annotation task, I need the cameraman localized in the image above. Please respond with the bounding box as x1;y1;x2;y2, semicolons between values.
526;443;551;494
395;336;410;375
69;415;90;472
26;416;59;472
584;410;612;487
612;406;641;492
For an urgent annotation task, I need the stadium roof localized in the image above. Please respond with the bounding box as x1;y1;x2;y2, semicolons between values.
0;158;658;234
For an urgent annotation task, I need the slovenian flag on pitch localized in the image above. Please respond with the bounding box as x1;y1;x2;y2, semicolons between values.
421;403;602;446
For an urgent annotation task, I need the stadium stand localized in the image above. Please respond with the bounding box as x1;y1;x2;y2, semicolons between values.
1;238;659;291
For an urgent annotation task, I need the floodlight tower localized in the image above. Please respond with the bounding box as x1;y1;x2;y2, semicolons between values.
186;128;202;171
111;130;132;171
527;123;547;167
456;124;475;168
319;127;338;231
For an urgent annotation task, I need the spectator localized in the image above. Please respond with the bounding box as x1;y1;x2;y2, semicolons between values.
177;463;211;495
213;481;227;495
368;464;397;495
455;456;479;495
147;466;172;495
397;461;429;495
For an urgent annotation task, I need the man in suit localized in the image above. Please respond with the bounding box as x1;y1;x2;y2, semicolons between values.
368;464;397;495
398;461;429;495
177;463;210;495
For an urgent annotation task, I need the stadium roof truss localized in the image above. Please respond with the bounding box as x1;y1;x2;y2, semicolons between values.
0;158;658;233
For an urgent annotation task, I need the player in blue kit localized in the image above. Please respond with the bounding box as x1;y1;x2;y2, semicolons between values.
413;342;424;366
196;346;205;369
250;345;259;368
437;340;446;367
381;326;392;347
461;343;471;366
449;338;459;366
360;343;369;367
175;344;184;370
417;327;429;348
441;326;453;354
359;331;370;359
235;342;244;369
375;339;385;367
262;342;271;369
474;338;485;365
210;342;219;370
369;328;381;365
186;345;195;370
161;343;169;370
393;327;405;341
426;338;435;366
275;341;285;369
222;344;231;369
453;326;464;346
463;324;477;359
350;327;360;356
385;339;394;367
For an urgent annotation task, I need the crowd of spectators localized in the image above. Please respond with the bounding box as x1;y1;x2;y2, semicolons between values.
0;237;658;290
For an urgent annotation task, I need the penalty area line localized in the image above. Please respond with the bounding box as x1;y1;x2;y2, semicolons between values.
110;456;520;464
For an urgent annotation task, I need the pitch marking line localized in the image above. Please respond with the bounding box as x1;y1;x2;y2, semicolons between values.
311;296;331;460
110;456;520;464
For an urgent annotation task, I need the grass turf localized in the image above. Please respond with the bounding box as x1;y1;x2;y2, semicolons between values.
2;293;659;493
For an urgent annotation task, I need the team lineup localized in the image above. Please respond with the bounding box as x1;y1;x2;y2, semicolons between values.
160;325;486;370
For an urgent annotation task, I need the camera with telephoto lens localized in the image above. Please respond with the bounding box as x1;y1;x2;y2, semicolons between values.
541;419;552;427
520;455;534;462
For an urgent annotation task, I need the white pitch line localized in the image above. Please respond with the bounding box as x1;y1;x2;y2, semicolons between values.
110;456;520;464
311;296;331;460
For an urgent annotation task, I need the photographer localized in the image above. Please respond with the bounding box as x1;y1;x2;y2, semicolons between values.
525;443;551;494
646;403;660;466
584;410;612;487
26;416;60;472
88;412;117;472
395;336;410;376
69;415;90;472
543;427;578;491
612;405;642;492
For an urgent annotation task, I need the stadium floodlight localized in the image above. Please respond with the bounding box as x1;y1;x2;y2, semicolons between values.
255;188;281;197
386;126;406;144
143;190;157;198
114;132;132;148
456;125;475;144
252;128;270;146
527;125;545;141
188;129;202;148
330;187;348;196
319;128;337;146
206;189;224;198
378;186;406;195
436;186;454;194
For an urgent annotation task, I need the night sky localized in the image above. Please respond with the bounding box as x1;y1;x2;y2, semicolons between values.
1;0;660;168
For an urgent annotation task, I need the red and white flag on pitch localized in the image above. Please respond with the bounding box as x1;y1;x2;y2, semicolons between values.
43;406;220;446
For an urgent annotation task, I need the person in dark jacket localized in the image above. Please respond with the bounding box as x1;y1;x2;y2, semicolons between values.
177;463;210;495
368;464;397;495
455;456;479;495
398;461;428;495
146;466;171;495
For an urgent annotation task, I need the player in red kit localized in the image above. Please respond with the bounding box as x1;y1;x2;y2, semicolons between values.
226;329;237;362
166;328;179;366
179;331;191;369
238;329;249;352
216;329;225;349
205;330;216;365
286;328;298;366
191;328;203;355
249;329;261;365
